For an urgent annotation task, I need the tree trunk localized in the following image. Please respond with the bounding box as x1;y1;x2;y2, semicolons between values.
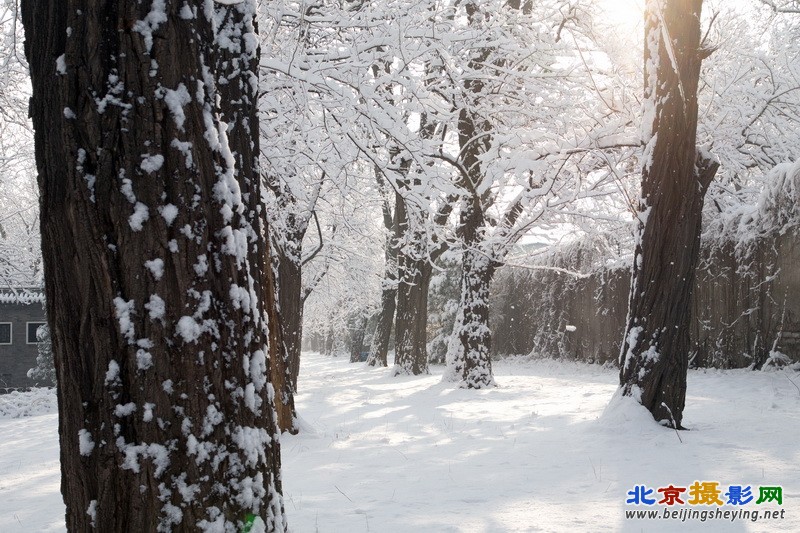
394;256;434;375
348;313;369;363
445;198;496;388
324;323;335;356
367;172;399;368
22;1;287;531
275;250;301;428
367;282;396;367
619;0;718;429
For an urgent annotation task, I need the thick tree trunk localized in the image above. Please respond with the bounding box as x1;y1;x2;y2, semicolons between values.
367;282;396;367
394;257;434;375
619;0;718;428
271;253;298;433
445;199;496;388
22;1;286;531
276;250;301;405
367;185;399;368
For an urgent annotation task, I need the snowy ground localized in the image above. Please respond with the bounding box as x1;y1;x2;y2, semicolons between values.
1;354;798;532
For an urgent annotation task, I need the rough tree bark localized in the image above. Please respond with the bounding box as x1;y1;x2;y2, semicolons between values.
393;240;434;375
445;194;497;388
366;169;400;367
618;0;718;428
270;248;298;433
23;1;286;530
277;248;303;386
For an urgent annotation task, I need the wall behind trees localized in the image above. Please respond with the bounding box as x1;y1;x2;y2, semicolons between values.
491;229;800;368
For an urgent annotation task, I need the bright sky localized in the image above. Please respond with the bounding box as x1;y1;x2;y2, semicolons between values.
599;0;645;34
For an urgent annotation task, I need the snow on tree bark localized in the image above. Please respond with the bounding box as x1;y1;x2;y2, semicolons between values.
618;0;718;429
393;251;434;375
445;195;497;388
22;0;287;530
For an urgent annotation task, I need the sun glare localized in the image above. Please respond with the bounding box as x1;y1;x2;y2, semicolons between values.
598;0;645;36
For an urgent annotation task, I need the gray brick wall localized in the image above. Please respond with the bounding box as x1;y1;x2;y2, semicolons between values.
0;301;47;390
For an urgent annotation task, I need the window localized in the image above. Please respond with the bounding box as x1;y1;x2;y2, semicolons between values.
27;322;46;344
0;323;10;345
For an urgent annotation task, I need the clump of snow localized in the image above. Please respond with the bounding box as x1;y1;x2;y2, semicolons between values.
163;84;191;131
129;202;150;231
55;55;66;75
145;294;166;321
113;297;136;343
118;440;171;478
193;255;208;276
228;284;252;312
144;258;165;280
140;154;164;174
143;403;156;423
105;360;121;385
114;403;137;417
78;428;95;456
119;172;136;204
136;348;153;370
176;316;202;344
179;3;195;19
133;0;167;53
86;500;97;528
159;204;179;226
621;325;643;372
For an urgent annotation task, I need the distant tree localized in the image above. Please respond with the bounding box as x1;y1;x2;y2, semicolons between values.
366;170;399;367
27;308;55;386
0;1;40;292
618;0;718;428
22;0;286;530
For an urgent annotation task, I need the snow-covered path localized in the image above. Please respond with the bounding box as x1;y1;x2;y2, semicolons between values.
282;355;800;532
1;354;798;532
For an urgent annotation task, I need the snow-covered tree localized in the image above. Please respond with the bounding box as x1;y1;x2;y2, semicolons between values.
618;0;718;429
0;1;40;292
22;1;286;530
27;318;55;386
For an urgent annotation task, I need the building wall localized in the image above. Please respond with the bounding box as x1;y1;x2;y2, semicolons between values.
0;301;47;391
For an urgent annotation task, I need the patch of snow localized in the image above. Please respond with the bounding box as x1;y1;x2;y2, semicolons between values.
163;84;191;131
78;429;95;456
145;294;166;321
176;316;202;344
140;154;164;174
145;258;165;280
113;297;136;343
55;55;66;75
159;204;179;226
129;202;150;231
133;0;168;53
